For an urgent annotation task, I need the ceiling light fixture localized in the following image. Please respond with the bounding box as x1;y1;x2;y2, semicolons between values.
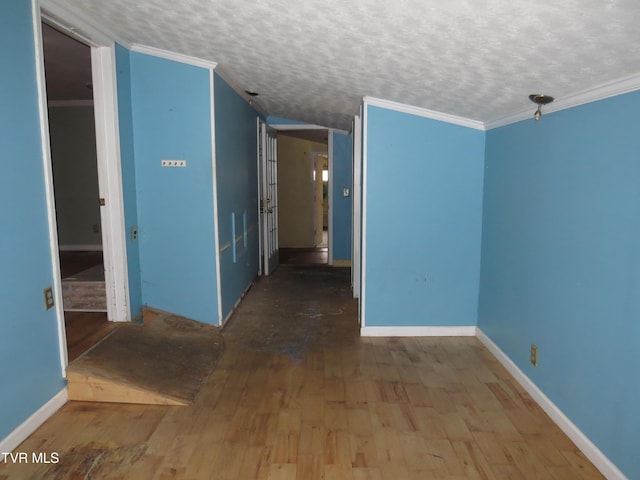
529;94;554;121
245;90;259;105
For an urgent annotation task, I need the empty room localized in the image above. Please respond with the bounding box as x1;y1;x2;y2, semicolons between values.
1;0;639;479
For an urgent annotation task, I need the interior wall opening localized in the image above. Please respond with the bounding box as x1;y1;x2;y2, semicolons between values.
41;22;116;362
276;129;329;266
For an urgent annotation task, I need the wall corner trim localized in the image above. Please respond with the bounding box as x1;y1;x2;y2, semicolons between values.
476;329;627;480
363;97;485;131
361;326;477;337
0;388;68;454
130;44;217;70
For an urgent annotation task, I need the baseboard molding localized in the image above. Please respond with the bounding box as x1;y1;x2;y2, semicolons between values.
476;329;626;480
361;326;477;337
0;388;67;453
59;244;103;252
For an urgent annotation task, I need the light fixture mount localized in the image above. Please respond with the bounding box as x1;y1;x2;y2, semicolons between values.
529;94;554;121
245;90;259;105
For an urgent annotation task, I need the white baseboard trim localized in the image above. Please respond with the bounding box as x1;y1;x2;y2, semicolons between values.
0;388;68;453
361;326;477;337
476;329;626;480
58;244;103;252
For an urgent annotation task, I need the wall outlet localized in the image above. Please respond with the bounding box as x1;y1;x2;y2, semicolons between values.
92;223;100;233
131;226;138;241
530;344;538;366
161;159;186;167
43;287;55;310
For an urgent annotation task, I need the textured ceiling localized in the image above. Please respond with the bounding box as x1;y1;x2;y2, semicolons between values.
51;0;640;130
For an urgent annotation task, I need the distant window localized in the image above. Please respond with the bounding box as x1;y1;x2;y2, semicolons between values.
322;170;329;182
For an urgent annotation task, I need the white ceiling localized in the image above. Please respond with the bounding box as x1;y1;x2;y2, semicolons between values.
47;0;640;130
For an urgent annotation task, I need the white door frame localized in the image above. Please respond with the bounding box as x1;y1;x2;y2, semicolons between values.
327;129;335;265
269;124;332;262
311;151;327;248
35;1;130;374
256;118;264;275
352;114;362;300
91;45;130;324
259;123;280;275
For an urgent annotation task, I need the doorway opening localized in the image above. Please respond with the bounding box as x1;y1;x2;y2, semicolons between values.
276;129;329;265
41;22;117;362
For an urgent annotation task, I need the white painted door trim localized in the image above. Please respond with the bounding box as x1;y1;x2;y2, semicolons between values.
360;103;368;327
32;3;68;375
256;118;265;276
260;123;280;275
37;3;132;372
328;130;334;265
310;151;325;248
352;114;362;300
91;45;130;323
210;70;223;326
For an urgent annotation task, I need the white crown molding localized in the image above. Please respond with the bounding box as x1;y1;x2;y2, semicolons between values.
0;388;67;454
363;96;485;131
476;329;626;480
39;0;129;48
48;100;94;107
130;44;217;71
483;110;533;130
361;326;477;337
214;66;268;117
486;73;640;130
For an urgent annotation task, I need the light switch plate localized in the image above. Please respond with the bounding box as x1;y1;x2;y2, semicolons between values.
161;159;186;167
343;188;350;197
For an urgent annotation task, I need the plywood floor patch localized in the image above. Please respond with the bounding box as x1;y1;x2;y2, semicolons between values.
67;313;223;405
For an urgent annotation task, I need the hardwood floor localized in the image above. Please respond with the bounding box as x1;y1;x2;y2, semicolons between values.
0;266;603;479
65;311;118;362
59;250;114;361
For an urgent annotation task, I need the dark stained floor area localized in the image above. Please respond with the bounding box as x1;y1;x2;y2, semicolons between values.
279;248;329;265
223;265;357;356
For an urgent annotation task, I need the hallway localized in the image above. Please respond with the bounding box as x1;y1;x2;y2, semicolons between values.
0;266;602;479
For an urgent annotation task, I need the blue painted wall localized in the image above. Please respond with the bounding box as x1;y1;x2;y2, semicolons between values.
114;44;142;319
363;105;485;327
214;73;260;320
478;91;640;479
267;115;311;126
0;1;66;439
331;131;353;262
129;53;219;324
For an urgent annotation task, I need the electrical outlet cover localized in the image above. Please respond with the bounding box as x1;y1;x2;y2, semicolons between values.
530;344;538;366
44;287;55;310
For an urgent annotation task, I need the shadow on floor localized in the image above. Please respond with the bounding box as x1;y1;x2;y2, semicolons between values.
223;265;358;358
